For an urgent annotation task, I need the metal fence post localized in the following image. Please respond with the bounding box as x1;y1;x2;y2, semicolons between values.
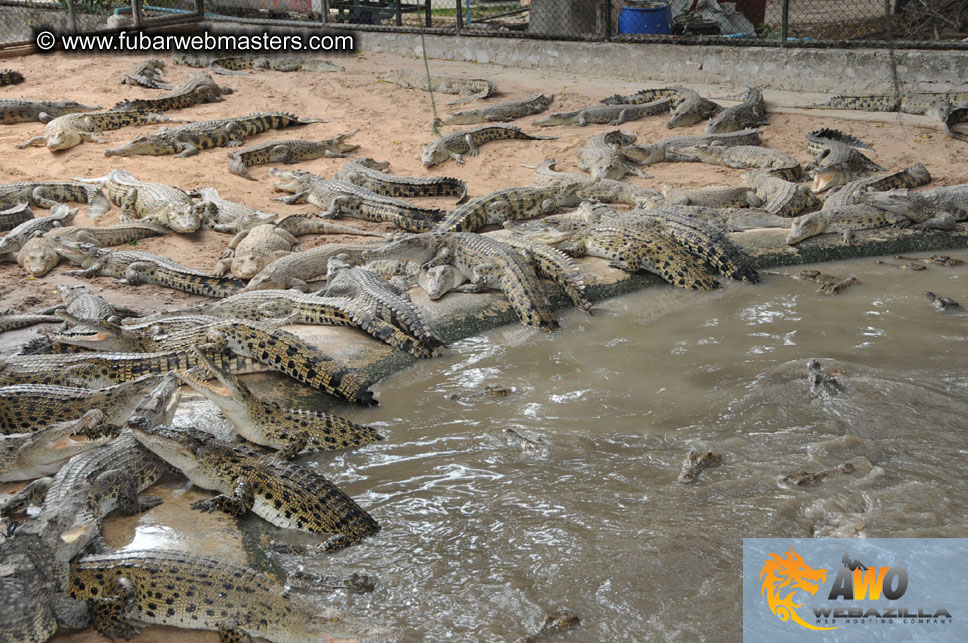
132;0;144;29
194;0;205;19
600;0;612;41
66;0;79;34
780;0;789;48
456;0;463;33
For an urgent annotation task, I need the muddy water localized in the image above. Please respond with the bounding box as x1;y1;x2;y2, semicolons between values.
52;251;968;642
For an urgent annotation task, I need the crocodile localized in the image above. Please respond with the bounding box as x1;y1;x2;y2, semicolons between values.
54;240;245;298
380;68;497;105
17;109;185;151
334;157;468;201
422;124;555;167
69;549;396;643
0;376;162;434
272;168;444;232
48;283;142;329
855;184;968;230
813;91;968;122
578;130;647;180
532;97;673;127
323;256;446;352
129;416;381;546
0;202;32;231
805;129;885;192
632;203;792;232
925;291;963;313
0;98;100;125
178;348;382;458
0;180;110;218
488;232;593;313
822;163;932;210
244;242;376;291
417;263;470;300
17;221;167;277
434;185;576;232
214;223;301;279
105;112;328;158
619;128;762;165
666;87;722;128
517;609;582;643
944;105;968;141
77;169;205;233
529;158;661;206
0;203;76;262
0;410;114;482
743;170;822;218
173;51;344;74
444;93;554;125
0;69;24;85
118;58;171;89
672;144;803;181
705;88;767;134
600;87;681;105
0;314;64;333
660;184;763;208
227;129;359;179
112;71;232;112
677;449;722;483
786;204;910;245
362;232;560;330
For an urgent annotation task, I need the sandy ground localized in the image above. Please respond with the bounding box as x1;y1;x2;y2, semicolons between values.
1;49;967;642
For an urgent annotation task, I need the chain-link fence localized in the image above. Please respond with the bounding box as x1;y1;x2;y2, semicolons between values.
1;0;965;47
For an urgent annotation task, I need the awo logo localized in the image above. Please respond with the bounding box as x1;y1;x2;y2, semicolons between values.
758;546;954;632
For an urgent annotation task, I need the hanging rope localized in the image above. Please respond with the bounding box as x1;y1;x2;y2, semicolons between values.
418;22;443;138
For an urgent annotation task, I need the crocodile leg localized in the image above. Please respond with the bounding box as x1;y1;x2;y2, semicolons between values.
17;135;47;148
88;576;141;642
274;435;309;461
191;477;254;516
223;122;247;148
175;141;202;158
464;134;480;157
120;261;154;285
319;195;351;219
914;211;958;231
90;468;163;518
217;621;255;643
119;188;139;222
577;111;590;126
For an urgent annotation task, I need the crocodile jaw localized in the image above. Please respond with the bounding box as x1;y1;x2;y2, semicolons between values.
786;214;822;245
17;239;60;277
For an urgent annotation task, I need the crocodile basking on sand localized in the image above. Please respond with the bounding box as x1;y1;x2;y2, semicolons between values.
129;416;381;547
17;221;167;277
381;68;497;105
821;163;932;210
0;314;63;333
743;170;821;218
620;128;762;165
179;348;382;458
244;242;377;291
0;410;115;482
53;240;245;298
578;130;647;180
633;203;792;232
444;93;554;125
334;157;468;201
600;87;680;105
673;144;802;180
660;184;763;208
813;92;968;138
48;283;143;329
214;223;301;279
0;180;110;218
705;88;767;134
0;202;32;231
529;158;661;206
69;548;395;642
227;128;359;179
173;51;344;74
112;71;231;112
18;109;185;151
105;112;327;157
0;69;24;85
0;203;76;262
272;168;444;232
434;184;577;232
422;124;554;167
77;169;206;233
666;87;722;128
0;98;100;125
805;129;885;192
362;232;561;330
118;59;171;89
533;97;673;127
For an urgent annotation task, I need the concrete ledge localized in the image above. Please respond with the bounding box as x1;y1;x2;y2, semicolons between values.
351;31;968;94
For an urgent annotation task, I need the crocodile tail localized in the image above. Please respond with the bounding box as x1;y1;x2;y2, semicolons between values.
806;128;874;150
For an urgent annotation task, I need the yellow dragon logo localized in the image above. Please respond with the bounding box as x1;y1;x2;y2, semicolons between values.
760;548;838;631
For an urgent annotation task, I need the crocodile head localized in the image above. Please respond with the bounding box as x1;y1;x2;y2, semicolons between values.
417;264;466;300
292;599;402;643
619;142;662;166
270;168;316;193
809;167;851;193
353;157;391;172
51;239;103;266
105;133;164;157
175;348;250;423
360;233;440;265
16;237;60;277
55;283;91;302
786;212;824;245
165;203;204;234
420;141;450;167
44;127;83;151
127;416;210;473
7;410;114;481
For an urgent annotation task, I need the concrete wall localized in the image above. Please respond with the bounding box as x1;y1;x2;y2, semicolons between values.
351;30;968;93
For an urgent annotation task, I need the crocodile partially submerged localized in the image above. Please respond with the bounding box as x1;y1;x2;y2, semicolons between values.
53;240;245;298
69;548;395;642
179;347;382;458
173;51;344;74
0;180;110;218
77;169;205;233
272;168;444;232
578;130;646;180
0;203;76;262
533;97;673;127
805;129;885;192
112;71;231;112
705;88;767;134
118;58;171;89
381;68;497;105
672;144;803;180
620;128;761;165
0;410;114;482
362;232;561;330
244;242;376;291
334;157;468;201
105;112;327;157
434;185;576;232
743;170;821;218
529;158;661;206
445;93;554;125
0;98;100;124
0;202;32;231
129;417;381;547
228;129;360;179
214;223;301;279
821;163;931;210
785;204;909;245
422;124;554;167
17;109;185;151
17;221;167;277
677;449;722;483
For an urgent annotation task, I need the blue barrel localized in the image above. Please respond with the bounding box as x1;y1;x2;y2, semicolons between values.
618;4;672;35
